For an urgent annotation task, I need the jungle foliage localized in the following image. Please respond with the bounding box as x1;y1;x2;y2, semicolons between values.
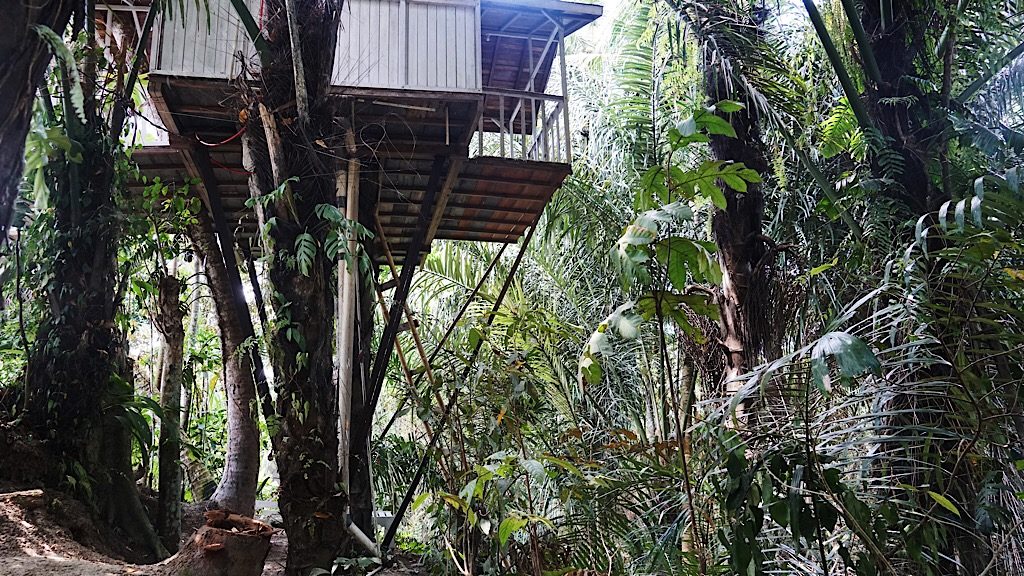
1;0;1024;575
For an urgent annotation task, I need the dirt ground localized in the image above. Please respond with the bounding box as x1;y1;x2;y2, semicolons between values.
0;487;423;576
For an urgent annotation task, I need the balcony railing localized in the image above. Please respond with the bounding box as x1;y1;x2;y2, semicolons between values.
470;89;570;164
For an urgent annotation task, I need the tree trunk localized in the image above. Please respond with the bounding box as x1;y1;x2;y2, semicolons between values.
24;89;168;562
0;0;75;230
701;44;770;405
156;274;186;552
157;510;273;576
15;1;170;560
859;2;947;214
249;1;350;571
189;209;261;516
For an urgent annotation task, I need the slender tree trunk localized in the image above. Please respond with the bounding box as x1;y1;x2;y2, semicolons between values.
156;274;186;551
0;1;75;231
189;209;261;516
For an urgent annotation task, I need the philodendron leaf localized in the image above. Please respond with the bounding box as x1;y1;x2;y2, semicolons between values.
294;233;317;276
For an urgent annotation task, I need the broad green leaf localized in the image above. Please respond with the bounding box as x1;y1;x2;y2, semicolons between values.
810;332;881;393
715;100;745;113
498;516;530;546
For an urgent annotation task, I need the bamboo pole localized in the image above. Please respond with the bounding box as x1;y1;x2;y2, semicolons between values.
337;129;359;491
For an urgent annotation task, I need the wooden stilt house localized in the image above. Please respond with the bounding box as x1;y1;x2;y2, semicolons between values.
115;0;599;535
128;0;602;263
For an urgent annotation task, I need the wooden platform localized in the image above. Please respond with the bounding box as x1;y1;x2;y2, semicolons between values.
131;75;572;265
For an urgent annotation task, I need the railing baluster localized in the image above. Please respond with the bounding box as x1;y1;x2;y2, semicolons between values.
520;96;527;160
476;89;567;162
499;95;505;158
541;101;549;161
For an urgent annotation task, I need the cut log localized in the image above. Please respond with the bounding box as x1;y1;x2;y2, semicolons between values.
0;489;45;509
156;510;273;576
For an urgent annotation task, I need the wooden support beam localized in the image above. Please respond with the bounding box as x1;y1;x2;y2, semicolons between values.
377;200;543;217
424;156;465;247
359;155;449;441
240;242;269;338
379;213;533;231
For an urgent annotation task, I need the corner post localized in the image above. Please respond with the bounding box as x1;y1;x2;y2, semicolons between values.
557;19;571;161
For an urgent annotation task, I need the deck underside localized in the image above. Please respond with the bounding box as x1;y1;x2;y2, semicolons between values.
131;75;569;265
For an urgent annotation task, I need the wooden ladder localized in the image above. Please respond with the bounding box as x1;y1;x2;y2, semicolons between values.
372;221;468;475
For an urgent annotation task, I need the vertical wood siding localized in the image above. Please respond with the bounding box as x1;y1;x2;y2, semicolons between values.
333;0;480;92
152;0;480;93
152;0;260;79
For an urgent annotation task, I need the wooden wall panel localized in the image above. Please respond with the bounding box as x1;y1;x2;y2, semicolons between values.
152;0;481;91
334;0;479;92
152;0;259;79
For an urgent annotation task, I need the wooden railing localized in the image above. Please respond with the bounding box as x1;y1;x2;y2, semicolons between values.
471;88;571;163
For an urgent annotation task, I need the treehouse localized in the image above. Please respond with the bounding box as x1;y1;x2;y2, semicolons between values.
128;0;602;263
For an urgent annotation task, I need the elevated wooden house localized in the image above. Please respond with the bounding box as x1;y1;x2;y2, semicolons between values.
128;0;602;263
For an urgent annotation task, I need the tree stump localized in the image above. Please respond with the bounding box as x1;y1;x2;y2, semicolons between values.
156;510;273;576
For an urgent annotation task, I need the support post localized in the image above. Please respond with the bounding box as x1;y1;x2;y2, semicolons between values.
337;129;360;493
558;21;572;160
381;222;541;552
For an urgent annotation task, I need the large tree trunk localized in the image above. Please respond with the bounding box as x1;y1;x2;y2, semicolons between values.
24;103;168;562
156;274;186;552
16;1;169;560
249;1;350;572
0;1;75;231
189;209;261;516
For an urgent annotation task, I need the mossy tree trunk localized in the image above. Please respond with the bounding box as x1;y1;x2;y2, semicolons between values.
24;92;168;561
248;1;351;572
21;4;168;558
